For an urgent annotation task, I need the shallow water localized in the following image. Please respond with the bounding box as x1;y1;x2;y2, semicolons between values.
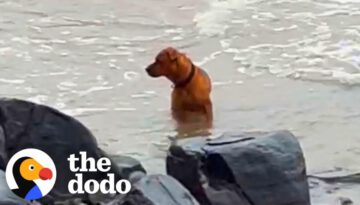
1;0;360;204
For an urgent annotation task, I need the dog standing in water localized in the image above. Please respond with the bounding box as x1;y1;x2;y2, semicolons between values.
146;47;213;134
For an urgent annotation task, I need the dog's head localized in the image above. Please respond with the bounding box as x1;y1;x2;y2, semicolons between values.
146;47;187;78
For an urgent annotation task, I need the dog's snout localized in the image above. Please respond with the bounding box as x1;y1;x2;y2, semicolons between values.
146;64;157;77
145;61;164;78
145;65;152;74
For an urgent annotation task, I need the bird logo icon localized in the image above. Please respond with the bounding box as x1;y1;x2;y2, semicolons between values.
5;149;57;201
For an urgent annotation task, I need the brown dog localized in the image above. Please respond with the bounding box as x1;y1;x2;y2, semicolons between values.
146;47;213;131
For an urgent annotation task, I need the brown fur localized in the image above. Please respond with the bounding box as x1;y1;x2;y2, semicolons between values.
146;47;213;131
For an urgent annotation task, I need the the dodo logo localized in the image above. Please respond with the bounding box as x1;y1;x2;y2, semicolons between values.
5;149;57;201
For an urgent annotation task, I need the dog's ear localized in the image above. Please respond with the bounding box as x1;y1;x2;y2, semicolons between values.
164;47;178;61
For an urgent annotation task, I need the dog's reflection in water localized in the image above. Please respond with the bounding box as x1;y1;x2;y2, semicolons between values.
174;118;212;139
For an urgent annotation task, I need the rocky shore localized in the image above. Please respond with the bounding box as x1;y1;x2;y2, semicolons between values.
0;98;311;205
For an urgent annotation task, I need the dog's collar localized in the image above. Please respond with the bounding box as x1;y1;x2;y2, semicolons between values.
174;63;196;88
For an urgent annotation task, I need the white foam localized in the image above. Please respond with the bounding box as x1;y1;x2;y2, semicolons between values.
26;95;48;104
0;78;25;84
11;37;30;45
63;108;109;116
194;50;222;66
327;0;360;3
194;0;247;36
0;47;13;55
77;86;114;96
114;107;137;111
124;71;140;81
286;68;360;85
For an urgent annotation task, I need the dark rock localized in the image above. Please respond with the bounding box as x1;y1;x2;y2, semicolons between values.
0;98;122;201
110;155;146;180
204;183;252;205
106;175;200;205
0;170;27;205
308;172;360;184
166;130;310;205
134;174;199;205
84;156;147;204
106;189;154;205
339;197;353;205
128;171;147;184
0;126;6;170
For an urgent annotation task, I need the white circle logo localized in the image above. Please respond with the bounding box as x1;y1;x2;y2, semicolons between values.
5;149;57;201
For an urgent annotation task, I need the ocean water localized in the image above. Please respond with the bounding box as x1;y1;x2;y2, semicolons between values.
0;0;360;203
